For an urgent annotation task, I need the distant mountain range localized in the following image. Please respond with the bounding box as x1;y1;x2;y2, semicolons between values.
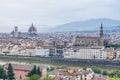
50;18;120;32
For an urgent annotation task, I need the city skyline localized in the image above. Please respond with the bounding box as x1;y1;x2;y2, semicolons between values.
0;1;120;80
0;0;120;32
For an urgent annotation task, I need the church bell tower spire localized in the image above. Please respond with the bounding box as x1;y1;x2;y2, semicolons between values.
100;24;104;38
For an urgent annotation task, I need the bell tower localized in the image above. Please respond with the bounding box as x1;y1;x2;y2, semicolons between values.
99;24;104;46
100;24;104;38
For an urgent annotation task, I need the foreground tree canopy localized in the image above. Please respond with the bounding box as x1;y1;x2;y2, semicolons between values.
28;65;41;77
7;63;15;80
0;65;7;80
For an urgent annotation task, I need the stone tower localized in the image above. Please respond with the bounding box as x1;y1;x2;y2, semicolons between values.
10;26;19;37
14;26;18;37
100;24;104;38
99;24;104;46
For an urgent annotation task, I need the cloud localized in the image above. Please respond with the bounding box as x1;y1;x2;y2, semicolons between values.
0;0;120;32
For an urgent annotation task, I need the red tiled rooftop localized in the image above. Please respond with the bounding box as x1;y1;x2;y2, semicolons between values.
4;63;33;71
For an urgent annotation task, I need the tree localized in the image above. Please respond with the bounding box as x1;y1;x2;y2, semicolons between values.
109;71;120;78
102;71;108;75
0;66;7;80
91;66;101;74
28;65;37;77
25;77;30;80
7;63;15;80
32;65;37;74
20;75;22;80
37;67;41;76
83;66;87;70
30;74;40;80
47;67;55;72
44;74;54;80
109;77;120;80
28;65;41;77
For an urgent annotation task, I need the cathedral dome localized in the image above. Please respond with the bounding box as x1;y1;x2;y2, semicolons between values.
28;24;37;34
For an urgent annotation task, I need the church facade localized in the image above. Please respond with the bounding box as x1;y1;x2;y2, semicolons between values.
74;24;108;47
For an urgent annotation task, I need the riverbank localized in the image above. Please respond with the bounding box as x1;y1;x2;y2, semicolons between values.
0;56;120;71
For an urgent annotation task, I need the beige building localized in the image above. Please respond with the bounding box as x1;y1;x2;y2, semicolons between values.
25;47;36;56
104;48;114;59
64;46;106;60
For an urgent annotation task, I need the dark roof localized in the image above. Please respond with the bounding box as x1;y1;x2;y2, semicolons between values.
76;36;99;39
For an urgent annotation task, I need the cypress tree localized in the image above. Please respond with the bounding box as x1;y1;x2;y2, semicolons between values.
32;65;37;74
28;65;42;78
37;67;41;76
7;63;15;80
20;75;22;80
0;67;7;80
28;65;37;77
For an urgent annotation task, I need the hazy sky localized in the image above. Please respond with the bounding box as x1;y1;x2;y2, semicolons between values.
0;0;120;33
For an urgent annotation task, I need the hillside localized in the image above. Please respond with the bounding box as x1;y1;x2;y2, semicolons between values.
51;18;120;32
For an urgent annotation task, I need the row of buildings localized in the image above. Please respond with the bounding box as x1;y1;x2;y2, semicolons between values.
0;46;49;57
0;39;118;60
49;68;108;80
63;46;115;60
0;24;119;60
